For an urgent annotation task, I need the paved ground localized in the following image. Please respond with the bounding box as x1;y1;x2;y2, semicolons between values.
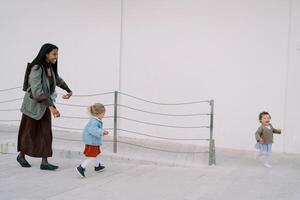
1;124;300;200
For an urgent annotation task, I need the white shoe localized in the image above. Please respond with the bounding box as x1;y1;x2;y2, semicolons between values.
264;163;272;168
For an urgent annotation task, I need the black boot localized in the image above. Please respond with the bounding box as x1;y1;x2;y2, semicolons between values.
40;163;59;171
76;165;85;178
94;163;105;172
16;154;31;168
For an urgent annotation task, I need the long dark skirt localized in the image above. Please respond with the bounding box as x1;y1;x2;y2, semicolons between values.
17;109;53;157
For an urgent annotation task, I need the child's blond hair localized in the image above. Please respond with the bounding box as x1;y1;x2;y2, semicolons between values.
89;103;105;116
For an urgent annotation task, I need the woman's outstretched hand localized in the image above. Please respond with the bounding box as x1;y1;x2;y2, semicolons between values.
62;91;72;99
49;106;60;118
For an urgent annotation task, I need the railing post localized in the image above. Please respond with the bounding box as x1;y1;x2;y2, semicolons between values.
113;91;118;153
208;99;216;165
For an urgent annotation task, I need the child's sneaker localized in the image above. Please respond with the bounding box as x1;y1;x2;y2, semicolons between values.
263;163;272;168
95;164;105;172
76;165;85;178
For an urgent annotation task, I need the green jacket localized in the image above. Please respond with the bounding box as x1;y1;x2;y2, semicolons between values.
21;64;70;120
255;124;281;144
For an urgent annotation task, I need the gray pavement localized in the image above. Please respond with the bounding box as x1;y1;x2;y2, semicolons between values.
0;124;300;200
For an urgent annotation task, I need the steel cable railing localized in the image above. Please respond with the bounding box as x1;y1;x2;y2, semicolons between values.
0;86;216;165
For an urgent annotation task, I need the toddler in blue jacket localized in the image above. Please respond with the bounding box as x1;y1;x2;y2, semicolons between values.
76;103;109;178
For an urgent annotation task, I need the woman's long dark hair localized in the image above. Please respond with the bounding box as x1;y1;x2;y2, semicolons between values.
22;43;59;91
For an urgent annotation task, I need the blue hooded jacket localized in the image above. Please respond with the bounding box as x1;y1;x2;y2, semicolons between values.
82;117;103;146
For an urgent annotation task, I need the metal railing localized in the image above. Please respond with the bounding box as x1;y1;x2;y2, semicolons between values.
0;86;216;165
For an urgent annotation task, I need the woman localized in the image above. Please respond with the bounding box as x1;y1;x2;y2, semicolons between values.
17;43;72;170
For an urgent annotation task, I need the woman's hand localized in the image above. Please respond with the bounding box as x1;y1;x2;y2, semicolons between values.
49;106;60;118
103;130;109;136
259;138;264;144
277;129;282;134
62;92;72;99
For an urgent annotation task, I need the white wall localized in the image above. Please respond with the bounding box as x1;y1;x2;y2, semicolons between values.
284;0;300;153
0;0;122;129
0;0;298;153
119;0;290;152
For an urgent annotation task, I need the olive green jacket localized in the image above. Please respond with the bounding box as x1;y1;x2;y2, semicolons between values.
255;124;281;144
20;65;70;120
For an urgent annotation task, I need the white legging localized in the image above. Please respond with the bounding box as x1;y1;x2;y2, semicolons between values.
256;151;271;164
81;155;101;169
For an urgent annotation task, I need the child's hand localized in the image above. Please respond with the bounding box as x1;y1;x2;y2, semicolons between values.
103;130;109;135
259;138;264;144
